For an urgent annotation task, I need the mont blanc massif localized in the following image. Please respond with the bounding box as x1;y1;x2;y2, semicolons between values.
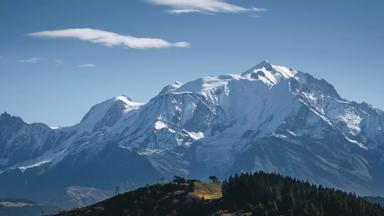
1;61;384;209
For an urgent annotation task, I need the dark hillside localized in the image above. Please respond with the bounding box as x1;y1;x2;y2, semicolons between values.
55;173;384;216
54;180;221;216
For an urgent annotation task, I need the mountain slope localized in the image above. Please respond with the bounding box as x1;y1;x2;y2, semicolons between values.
0;198;58;216
1;61;384;210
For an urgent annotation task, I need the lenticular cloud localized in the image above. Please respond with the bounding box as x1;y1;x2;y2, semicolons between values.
147;0;266;14
28;28;189;49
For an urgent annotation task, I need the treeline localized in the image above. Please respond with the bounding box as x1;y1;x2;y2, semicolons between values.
222;172;384;216
366;196;384;207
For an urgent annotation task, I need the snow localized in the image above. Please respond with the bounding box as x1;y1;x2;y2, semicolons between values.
298;98;333;126
344;135;368;150
337;109;362;135
273;133;289;139
154;120;168;130
185;131;205;140
287;130;297;136
176;76;229;95
271;65;297;78
118;145;132;151
18;160;51;172
75;95;143;132
115;96;144;111
240;61;297;87
174;81;183;86
171;62;297;101
137;148;163;156
159;81;183;95
302;92;317;103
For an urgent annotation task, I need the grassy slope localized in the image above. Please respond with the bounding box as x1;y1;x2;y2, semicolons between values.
54;182;224;216
191;182;222;200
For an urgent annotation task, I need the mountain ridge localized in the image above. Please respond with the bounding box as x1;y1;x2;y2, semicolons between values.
1;61;384;210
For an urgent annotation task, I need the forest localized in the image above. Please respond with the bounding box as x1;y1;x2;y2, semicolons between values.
222;172;384;216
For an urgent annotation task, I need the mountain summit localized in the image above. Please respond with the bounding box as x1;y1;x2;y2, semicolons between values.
1;61;383;209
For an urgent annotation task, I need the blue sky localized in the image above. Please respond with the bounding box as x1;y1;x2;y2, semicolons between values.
0;0;383;127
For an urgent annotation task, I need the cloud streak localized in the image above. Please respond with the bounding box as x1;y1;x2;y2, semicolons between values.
28;28;189;49
147;0;266;14
18;57;41;63
79;64;96;68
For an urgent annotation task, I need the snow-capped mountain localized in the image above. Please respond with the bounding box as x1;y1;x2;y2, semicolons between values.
1;61;384;209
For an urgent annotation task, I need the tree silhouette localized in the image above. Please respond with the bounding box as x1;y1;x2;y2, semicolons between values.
209;176;220;183
173;176;187;184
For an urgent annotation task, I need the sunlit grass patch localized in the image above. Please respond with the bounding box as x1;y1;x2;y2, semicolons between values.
192;182;222;200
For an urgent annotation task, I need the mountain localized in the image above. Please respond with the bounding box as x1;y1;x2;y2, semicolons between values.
47;186;113;210
0;187;109;216
0;198;58;216
55;172;384;216
1;61;384;211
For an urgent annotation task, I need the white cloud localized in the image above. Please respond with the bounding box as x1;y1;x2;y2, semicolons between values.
18;57;41;63
147;0;266;14
79;64;96;68
28;28;189;49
